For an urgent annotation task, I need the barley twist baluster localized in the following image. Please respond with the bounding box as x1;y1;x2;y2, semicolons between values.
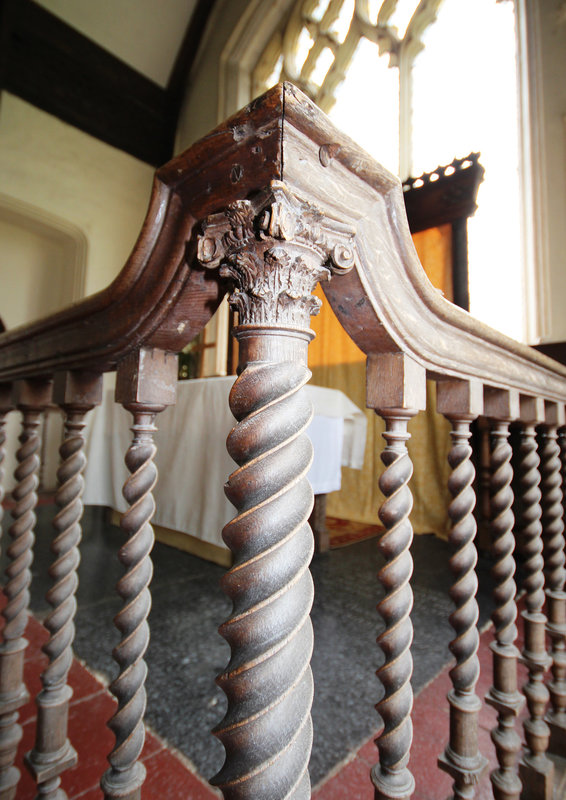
372;409;416;800
25;373;102;799
0;385;13;793
437;407;488;799
0;380;51;800
101;350;176;800
539;422;566;756
516;411;554;799
213;358;315;799
486;417;524;800
101;409;158;799
0;386;12;543
559;427;566;523
196;180;358;799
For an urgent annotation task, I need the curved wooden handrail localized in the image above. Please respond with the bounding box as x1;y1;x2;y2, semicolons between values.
277;83;566;402
0;88;285;380
0;81;565;406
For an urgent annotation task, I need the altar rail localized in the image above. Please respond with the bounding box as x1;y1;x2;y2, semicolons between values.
0;83;565;800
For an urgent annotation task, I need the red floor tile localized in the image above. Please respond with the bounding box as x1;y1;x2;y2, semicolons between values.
22;614;49;657
357;734;379;767
62;691;117;797
313;756;374;800
142;748;219;799
68;657;111;702
5;587;557;800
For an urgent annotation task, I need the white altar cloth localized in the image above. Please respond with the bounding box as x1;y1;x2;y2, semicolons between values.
83;377;367;550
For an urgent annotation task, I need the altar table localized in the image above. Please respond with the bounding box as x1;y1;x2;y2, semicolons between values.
83;377;367;564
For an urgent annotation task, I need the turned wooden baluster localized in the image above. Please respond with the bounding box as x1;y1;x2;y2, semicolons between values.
484;389;524;800
0;384;15;800
367;353;426;800
559;424;566;526
0;379;52;800
197;181;356;799
101;350;177;800
539;403;566;757
0;385;13;535
24;372;103;799
436;380;488;799
516;397;554;800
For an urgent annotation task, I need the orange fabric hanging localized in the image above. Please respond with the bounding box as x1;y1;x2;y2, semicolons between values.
309;283;365;367
412;224;453;302
308;225;454;539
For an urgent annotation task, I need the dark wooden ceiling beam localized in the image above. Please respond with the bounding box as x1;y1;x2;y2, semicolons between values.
0;0;215;167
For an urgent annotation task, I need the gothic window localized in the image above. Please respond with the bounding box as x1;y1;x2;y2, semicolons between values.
251;0;525;340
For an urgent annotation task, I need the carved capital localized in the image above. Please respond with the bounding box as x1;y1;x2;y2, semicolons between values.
197;180;356;329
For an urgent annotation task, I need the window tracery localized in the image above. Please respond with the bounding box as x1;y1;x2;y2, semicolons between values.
252;0;442;117
251;0;526;342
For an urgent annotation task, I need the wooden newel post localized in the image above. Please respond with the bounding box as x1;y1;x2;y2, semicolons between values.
366;353;426;800
25;371;103;800
484;388;524;800
101;349;177;800
436;379;488;800
539;402;566;757
0;378;52;800
197;180;356;799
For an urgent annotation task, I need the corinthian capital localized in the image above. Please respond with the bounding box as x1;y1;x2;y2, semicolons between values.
197;181;356;330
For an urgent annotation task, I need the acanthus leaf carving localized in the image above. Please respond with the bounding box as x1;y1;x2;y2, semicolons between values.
197;181;356;329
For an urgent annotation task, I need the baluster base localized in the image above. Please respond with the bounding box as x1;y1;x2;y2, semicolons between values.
25;685;77;785
438;689;488;791
0;641;29;800
438;751;488;798
0;765;20;800
101;762;146;800
546;590;566;757
0;639;30;711
24;741;78;783
490;767;523;800
546;718;566;755
25;743;77;786
371;764;415;800
438;749;488;788
519;754;554;800
0;711;22;800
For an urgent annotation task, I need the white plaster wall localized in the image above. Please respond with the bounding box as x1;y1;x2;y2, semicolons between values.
0;218;72;328
0;93;154;298
535;2;566;342
176;0;256;148
0;94;155;492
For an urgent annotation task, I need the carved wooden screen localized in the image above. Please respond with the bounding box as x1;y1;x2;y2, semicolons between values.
403;153;485;311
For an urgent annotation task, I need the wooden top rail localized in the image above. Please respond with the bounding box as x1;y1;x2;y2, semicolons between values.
1;82;565;408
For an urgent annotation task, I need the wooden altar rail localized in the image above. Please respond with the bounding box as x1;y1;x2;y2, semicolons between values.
0;82;565;800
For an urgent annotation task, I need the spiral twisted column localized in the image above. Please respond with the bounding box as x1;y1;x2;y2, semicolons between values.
197;180;357;800
538;424;566;756
485;419;524;800
213;352;315;799
0;386;12;535
560;427;566;525
0;379;51;800
437;416;487;799
101;408;161;800
516;420;554;799
371;409;416;800
25;373;102;800
101;349;176;800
